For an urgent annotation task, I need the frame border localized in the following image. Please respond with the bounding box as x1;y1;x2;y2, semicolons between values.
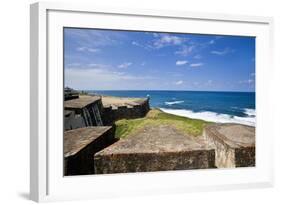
30;1;274;202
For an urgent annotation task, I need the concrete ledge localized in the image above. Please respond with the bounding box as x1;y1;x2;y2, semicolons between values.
64;126;115;175
94;125;215;174
203;124;255;168
102;97;150;124
94;150;215;174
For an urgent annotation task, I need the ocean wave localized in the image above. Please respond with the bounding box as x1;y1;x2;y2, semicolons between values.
160;108;255;127
164;100;184;105
244;108;256;117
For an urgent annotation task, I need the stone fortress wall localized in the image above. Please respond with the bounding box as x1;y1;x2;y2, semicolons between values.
64;95;150;131
63;92;255;175
63;94;150;175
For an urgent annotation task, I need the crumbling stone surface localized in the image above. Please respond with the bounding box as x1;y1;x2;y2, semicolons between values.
203;124;255;168
94;125;215;174
64;126;116;176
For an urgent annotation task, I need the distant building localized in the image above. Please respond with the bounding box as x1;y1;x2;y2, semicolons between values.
64;87;79;101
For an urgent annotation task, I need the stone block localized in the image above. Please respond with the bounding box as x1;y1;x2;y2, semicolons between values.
203;124;255;168
94;125;215;174
64;126;115;175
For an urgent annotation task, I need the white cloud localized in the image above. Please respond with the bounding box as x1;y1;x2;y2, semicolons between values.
77;47;100;53
239;79;254;84
118;62;133;68
176;60;188;66
65;67;156;90
131;41;154;50
66;63;81;67
132;41;139;46
87;63;108;68
175;80;183;85
132;41;144;48
193;81;199;86
190;63;204;67
66;29;124;48
211;48;234;56
248;79;254;84
153;34;186;49
152;33;159;37
175;45;195;56
193;54;202;59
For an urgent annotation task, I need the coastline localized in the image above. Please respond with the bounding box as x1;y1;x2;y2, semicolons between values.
87;90;256;127
159;107;255;127
64;93;256;175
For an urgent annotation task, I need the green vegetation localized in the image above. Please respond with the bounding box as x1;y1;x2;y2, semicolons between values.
115;109;212;139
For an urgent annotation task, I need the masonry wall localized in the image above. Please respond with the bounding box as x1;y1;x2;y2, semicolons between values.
203;125;255;168
64;111;85;131
102;98;150;125
64;98;104;131
64;126;116;176
94;149;215;174
235;147;255;167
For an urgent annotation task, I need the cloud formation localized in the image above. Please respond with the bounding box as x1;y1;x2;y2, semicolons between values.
175;45;195;56
239;79;254;84
190;63;204;67
175;80;183;85
118;62;132;68
77;47;100;53
176;60;188;66
211;48;234;56
152;34;187;49
65;66;156;90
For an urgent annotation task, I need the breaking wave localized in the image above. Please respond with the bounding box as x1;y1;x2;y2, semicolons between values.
244;108;256;117
164;100;184;105
160;108;255;127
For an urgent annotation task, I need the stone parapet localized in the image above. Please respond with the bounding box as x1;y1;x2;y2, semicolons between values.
94;125;215;174
203;124;255;168
64;126;115;175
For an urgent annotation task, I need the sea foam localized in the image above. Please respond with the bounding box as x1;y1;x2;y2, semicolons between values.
160;108;255;127
164;100;184;105
244;108;256;117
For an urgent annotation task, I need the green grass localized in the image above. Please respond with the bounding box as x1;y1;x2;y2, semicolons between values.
115;109;212;139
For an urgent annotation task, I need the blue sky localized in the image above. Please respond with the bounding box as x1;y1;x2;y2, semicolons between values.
64;28;255;92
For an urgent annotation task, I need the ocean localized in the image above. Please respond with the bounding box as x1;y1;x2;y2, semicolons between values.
88;90;256;127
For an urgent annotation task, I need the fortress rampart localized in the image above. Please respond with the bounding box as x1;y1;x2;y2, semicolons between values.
63;94;255;175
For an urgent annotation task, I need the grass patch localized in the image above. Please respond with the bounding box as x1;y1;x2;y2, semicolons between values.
115;109;212;139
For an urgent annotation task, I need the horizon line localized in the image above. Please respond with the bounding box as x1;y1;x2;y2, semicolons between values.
73;89;255;93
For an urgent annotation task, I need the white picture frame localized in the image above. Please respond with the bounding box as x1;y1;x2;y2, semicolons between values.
30;2;274;202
